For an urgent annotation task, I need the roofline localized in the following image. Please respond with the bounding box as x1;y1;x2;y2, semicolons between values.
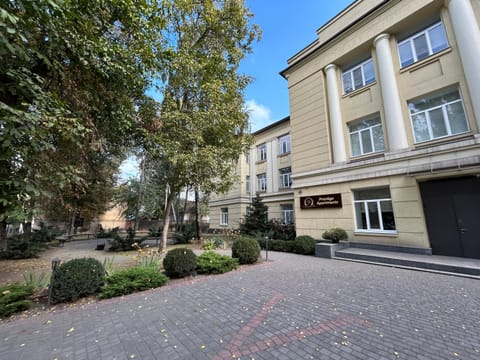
253;116;290;135
280;0;391;79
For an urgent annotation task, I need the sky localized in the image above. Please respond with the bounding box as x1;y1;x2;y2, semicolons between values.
120;0;353;179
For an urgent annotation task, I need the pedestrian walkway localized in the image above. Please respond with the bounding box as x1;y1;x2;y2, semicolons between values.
1;251;479;359
334;247;480;278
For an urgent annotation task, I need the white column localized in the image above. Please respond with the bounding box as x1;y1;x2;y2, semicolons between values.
249;147;255;194
271;138;279;192
447;0;480;130
266;141;274;193
374;33;409;151
324;64;347;163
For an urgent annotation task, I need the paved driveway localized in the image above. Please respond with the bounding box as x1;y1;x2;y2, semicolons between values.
0;251;479;359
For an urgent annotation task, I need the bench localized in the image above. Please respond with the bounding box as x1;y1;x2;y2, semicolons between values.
56;233;95;247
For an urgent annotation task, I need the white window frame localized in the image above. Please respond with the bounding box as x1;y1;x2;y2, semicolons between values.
281;204;294;225
278;134;291;155
220;208;228;225
408;88;469;143
257;173;267;192
348;116;384;157
279;167;292;189
397;21;448;68
353;188;396;234
342;58;375;94
257;143;267;161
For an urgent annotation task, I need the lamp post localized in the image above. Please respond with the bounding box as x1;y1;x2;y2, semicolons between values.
47;258;61;306
265;236;269;262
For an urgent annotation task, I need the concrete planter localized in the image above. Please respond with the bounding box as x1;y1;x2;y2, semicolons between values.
315;241;349;258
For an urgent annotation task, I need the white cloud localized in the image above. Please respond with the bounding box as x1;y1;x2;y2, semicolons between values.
119;156;139;181
245;99;272;132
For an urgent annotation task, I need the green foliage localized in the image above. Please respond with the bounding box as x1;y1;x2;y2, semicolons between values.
257;238;295;252
265;219;296;241
163;248;197;278
0;283;34;318
240;194;269;236
196;251;238;275
0;235;46;259
202;237;225;251
232;237;260;264
322;228;348;243
99;267;168;299
23;271;50;289
108;228;143;251
50;258;105;304
293;236;316;255
174;222;197;244
31;223;62;243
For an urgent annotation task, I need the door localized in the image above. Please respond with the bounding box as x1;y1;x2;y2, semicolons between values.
453;194;480;259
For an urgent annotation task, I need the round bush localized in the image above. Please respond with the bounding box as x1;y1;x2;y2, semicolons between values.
321;228;348;243
196;251;238;274
50;258;105;304
163;248;197;278
293;235;316;255
232;237;260;264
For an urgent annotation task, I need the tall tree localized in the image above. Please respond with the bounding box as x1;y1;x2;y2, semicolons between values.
146;0;260;250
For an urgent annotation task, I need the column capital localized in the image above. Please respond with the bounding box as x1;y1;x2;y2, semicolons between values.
374;33;390;47
324;63;338;72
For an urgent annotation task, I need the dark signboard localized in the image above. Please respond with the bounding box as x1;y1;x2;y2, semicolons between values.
300;193;342;209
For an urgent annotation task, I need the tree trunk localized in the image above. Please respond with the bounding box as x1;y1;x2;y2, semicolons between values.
179;186;189;232
68;211;76;235
22;221;32;241
195;188;201;241
0;220;7;250
161;194;174;252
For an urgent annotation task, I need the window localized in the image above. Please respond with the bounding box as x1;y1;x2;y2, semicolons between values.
281;204;294;225
348;115;385;157
342;58;375;94
398;21;448;68
220;208;228;225
257;143;267;161
279;134;291;155
408;87;469;143
353;188;396;232
279;167;292;189
246;176;250;192
246;153;250;164
257;173;267;192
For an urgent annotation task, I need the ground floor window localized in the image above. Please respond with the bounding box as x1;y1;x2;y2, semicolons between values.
353;187;396;232
220;208;228;225
281;204;294;225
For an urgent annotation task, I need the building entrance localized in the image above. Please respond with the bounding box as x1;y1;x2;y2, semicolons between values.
419;176;480;259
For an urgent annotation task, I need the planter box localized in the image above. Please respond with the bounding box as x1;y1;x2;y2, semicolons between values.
315;242;349;258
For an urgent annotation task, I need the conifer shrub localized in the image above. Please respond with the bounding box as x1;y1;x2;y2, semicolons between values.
321;228;348;243
0;284;34;318
163;248;197;278
50;258;105;304
232;237;260;264
196;251;238;274
293;235;316;255
100;267;168;299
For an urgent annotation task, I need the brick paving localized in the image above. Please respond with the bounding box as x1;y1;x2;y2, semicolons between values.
0;251;479;359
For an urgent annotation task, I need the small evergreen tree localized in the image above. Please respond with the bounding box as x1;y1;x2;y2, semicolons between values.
240;194;269;236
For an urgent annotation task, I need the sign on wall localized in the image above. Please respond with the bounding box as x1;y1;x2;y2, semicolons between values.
300;193;342;209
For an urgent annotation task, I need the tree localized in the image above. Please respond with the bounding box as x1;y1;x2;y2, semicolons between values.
0;0;166;247
145;0;260;250
240;194;269;236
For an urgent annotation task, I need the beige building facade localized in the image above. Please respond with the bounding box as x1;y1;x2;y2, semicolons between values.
209;117;295;230
281;0;480;258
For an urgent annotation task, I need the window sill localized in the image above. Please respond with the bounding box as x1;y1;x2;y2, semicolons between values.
413;131;472;149
256;160;267;164
349;151;385;163
354;230;398;237
399;47;451;74
342;81;376;98
277;152;290;158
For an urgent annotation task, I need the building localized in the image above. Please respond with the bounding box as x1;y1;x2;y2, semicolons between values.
280;0;480;258
209;117;295;230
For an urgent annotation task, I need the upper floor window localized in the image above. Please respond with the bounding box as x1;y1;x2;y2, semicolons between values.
257;143;267;161
353;187;396;233
279;167;292;189
278;134;291;155
281;204;294;225
348;115;385;157
342;58;375;94
408;87;469;143
397;21;448;68
257;173;267;192
245;175;250;193
220;208;228;225
245;152;250;164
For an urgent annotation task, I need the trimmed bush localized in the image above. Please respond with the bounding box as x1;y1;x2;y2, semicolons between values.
293;235;316;255
0;284;34;318
50;258;105;304
322;228;348;243
100;267;168;299
232;237;260;264
163;248;197;278
196;251;238;274
0;236;46;259
108;228;144;251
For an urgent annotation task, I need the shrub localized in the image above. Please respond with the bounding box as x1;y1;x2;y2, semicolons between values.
100;267;168;299
0;284;34;318
293;235;316;255
174;222;197;244
50;258;105;304
31;223;62;243
0;236;46;259
266;219;296;241
196;252;238;274
97;226;120;239
163;248;197;278
108;228;143;251
202;237;225;251
232;237;260;264
258;238;295;252
322;228;348;243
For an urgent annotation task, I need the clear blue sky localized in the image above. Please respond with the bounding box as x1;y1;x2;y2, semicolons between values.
242;0;353;131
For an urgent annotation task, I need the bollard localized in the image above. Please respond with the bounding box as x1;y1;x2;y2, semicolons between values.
47;258;61;306
265;236;269;262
